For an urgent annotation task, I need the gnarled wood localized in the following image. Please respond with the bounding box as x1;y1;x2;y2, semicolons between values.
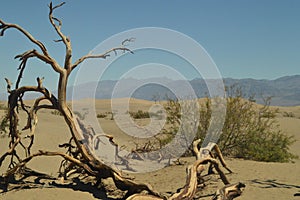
126;141;242;200
212;182;245;200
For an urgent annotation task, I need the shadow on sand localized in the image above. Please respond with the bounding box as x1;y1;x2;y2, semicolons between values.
0;168;120;200
250;179;300;198
250;179;300;189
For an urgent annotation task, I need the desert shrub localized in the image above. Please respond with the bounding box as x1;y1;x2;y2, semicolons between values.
154;133;174;148
129;110;150;119
0;103;7;110
163;99;182;141
164;86;298;162
197;97;212;140
51;109;89;120
165;99;181;126
51;110;63;116
217;90;297;162
97;113;107;118
282;111;295;118
0;114;9;135
0;105;9;135
162;98;201;156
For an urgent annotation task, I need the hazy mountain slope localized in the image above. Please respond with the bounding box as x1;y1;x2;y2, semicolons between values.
1;75;299;106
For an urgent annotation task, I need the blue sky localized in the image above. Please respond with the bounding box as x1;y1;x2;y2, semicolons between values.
0;0;299;92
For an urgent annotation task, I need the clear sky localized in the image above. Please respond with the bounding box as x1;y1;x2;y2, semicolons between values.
0;0;299;92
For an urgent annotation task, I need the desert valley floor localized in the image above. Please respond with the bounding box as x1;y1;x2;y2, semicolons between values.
0;99;299;200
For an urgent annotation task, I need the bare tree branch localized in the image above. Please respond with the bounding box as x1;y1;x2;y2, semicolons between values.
15;60;27;89
16;48;62;73
0;19;48;54
193;139;202;160
71;47;134;70
14;50;45;89
0;137;20;167
4;78;12;93
51;2;66;10
4;150;96;178
0;18;63;73
22;96;57;133
48;2;72;70
53;39;64;43
1;11;67;74
122;37;135;46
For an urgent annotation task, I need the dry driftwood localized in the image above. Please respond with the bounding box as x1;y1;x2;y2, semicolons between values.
212;182;246;200
126;140;244;200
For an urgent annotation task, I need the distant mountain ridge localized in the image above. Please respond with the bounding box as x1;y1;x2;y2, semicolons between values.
222;75;300;106
1;75;300;106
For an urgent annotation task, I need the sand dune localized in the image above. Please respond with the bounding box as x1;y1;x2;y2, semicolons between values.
0;99;299;199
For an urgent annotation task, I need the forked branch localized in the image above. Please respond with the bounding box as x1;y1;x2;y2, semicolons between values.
48;2;72;70
72;45;134;71
0;20;62;73
0;19;48;55
1;77;59;160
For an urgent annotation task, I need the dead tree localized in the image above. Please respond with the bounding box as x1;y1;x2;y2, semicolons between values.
0;2;159;197
0;2;244;199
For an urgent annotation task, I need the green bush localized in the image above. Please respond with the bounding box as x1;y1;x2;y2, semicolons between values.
0;105;9;134
129;110;150;119
282;111;295;118
0;114;9;134
97;113;107;118
0;103;7;110
217;93;297;162
164;86;298;163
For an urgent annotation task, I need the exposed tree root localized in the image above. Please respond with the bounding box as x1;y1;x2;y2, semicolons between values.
125;140;244;200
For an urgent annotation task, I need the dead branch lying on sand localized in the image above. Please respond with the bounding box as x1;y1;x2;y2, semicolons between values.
125;139;244;200
0;2;245;199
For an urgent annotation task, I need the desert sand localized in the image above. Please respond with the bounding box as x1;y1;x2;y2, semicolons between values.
0;99;299;200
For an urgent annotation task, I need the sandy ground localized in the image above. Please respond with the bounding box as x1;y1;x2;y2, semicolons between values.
0;99;299;200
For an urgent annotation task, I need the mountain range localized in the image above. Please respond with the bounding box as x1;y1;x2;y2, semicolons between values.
1;75;300;106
